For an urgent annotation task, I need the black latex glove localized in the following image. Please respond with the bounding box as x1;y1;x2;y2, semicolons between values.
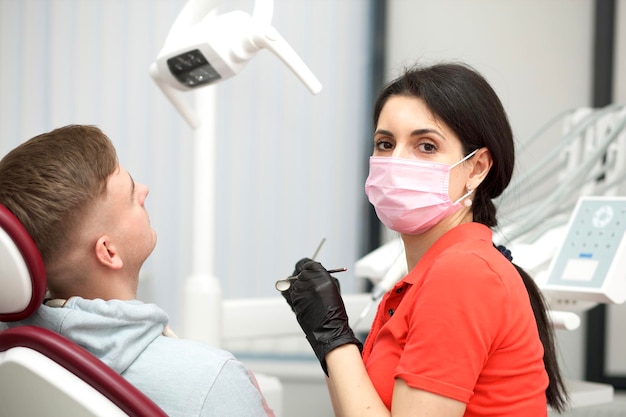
281;259;362;375
280;257;328;311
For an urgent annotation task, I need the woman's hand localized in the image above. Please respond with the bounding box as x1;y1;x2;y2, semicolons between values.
280;258;362;375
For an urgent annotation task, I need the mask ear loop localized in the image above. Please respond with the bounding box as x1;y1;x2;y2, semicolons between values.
450;148;479;169
451;148;480;206
454;185;473;206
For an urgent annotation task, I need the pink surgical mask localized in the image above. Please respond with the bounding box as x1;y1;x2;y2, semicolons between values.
365;150;477;235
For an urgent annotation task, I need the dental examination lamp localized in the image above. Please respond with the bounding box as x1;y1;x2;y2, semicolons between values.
150;0;322;129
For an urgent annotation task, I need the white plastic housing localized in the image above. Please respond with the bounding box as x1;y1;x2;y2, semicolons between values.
542;196;626;305
0;348;129;417
150;1;322;129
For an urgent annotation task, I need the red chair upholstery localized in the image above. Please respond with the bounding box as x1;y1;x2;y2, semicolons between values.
0;203;168;417
0;203;46;322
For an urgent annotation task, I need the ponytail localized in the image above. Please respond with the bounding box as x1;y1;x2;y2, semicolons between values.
514;263;569;412
494;244;568;412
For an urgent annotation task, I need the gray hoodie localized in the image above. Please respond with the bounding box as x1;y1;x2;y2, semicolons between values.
3;297;274;417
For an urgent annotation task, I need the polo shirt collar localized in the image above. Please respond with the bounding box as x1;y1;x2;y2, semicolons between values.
402;222;492;286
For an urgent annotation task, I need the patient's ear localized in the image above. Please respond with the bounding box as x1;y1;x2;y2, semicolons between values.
94;235;123;270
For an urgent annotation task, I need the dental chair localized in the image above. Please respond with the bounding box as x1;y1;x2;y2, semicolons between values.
0;203;168;417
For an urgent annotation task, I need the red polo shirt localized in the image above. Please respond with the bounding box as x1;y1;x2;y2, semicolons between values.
362;223;549;416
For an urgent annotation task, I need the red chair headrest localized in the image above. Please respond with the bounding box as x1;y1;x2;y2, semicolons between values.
0;204;47;321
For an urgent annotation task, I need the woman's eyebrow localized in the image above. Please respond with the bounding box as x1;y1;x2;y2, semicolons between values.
373;129;392;137
411;128;444;138
374;128;445;138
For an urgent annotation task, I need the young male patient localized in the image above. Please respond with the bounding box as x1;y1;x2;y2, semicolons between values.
0;125;274;417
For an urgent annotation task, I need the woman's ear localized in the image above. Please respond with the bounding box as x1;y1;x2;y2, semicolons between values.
94;235;123;270
469;147;493;187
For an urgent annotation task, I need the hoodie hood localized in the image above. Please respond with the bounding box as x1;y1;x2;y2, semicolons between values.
7;297;169;374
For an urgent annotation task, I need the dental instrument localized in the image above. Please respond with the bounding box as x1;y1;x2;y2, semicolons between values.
274;268;347;292
274;236;347;291
310;237;326;261
149;0;322;129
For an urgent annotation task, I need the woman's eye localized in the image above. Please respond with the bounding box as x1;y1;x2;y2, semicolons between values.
374;139;393;151
418;142;437;153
